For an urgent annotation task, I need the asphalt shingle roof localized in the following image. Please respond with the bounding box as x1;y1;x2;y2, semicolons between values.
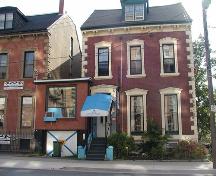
0;7;61;36
81;3;192;30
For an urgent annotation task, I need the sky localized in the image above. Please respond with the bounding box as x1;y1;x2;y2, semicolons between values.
0;0;215;51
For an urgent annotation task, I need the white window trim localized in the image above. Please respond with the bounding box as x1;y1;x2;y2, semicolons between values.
125;4;144;21
125;88;148;137
160;87;182;139
159;37;179;77
94;41;113;80
126;39;146;78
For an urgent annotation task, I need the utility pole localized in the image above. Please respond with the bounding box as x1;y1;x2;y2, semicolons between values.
202;0;216;169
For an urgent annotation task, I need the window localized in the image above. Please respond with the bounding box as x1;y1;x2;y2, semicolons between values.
70;37;73;57
127;39;145;78
125;4;144;21
164;94;179;134
125;5;134;21
130;46;142;75
125;88;148;136
160;87;182;137
21;97;33;127
48;87;76;118
0;97;6;127
159;37;179;76
23;51;34;78
0;53;8;79
130;96;144;134
162;44;175;73
0;13;13;30
98;48;109;76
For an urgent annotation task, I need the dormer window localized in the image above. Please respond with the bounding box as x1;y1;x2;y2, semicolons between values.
125;4;144;21
0;13;13;30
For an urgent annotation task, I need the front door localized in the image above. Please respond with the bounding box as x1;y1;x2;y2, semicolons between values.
96;117;106;138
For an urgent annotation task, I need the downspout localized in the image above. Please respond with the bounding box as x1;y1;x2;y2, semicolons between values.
120;41;123;132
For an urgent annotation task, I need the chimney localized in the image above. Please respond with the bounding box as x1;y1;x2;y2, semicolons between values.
59;0;64;15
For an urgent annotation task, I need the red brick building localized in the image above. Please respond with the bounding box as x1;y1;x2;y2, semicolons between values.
81;0;197;142
0;1;84;154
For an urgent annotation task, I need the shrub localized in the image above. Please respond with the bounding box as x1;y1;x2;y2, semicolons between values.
172;140;208;160
140;119;169;159
107;132;135;159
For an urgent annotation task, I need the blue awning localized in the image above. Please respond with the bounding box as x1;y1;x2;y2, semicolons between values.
81;94;112;117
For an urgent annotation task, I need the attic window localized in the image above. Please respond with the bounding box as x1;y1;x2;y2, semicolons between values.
0;13;13;30
125;4;144;21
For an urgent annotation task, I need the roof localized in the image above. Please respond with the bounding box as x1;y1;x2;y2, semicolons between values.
81;3;192;30
0;7;62;36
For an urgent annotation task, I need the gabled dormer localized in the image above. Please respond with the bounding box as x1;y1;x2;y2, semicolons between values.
121;0;149;21
0;7;27;30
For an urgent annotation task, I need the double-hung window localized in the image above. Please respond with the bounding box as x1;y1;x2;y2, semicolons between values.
48;87;76;118
164;94;179;134
21;97;33;128
162;44;175;73
130;46;142;75
125;4;144;21
0;13;13;30
130;96;144;134
98;47;109;77
23;51;34;78
0;97;6;127
0;53;8;79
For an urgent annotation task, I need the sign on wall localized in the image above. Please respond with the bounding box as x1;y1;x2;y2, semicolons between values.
0;134;10;145
4;81;24;90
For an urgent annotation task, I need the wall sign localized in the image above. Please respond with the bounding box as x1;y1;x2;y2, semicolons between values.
0;134;10;145
4;81;24;90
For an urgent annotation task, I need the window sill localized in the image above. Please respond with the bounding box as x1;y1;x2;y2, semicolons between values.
160;73;180;77
126;74;146;79
94;76;113;80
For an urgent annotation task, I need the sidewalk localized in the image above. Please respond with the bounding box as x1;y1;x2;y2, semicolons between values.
0;154;214;173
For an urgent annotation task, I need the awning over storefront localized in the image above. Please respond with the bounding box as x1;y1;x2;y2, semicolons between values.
81;94;112;117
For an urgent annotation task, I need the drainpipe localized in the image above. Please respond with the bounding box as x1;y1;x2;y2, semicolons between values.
120;41;124;132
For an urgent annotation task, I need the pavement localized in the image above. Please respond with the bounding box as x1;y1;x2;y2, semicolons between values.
0;153;215;174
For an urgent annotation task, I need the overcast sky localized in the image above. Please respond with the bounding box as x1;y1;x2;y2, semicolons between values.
0;0;215;50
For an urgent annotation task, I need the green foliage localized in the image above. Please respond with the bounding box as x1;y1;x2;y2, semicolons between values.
172;140;208;160
141;119;169;159
193;36;216;142
107;132;135;159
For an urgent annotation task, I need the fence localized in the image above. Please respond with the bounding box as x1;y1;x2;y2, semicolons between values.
0;131;34;153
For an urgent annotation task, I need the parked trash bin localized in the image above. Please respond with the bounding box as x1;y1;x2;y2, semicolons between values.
53;141;61;157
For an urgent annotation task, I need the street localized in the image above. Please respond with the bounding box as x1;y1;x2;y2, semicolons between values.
0;168;216;176
1;167;216;176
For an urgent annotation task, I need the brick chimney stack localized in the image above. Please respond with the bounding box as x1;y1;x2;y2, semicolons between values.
59;0;64;15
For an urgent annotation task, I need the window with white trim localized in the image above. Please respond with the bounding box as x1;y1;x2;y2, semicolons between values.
125;88;148;136
0;13;13;30
125;4;144;21
0;97;6;128
94;41;112;79
164;94;179;134
160;87;182;136
127;39;145;78
159;38;179;76
130;95;144;134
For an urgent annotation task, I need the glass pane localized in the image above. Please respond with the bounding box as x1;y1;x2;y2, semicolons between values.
0;54;7;66
125;5;134;21
5;13;13;29
0;22;4;29
0;97;5;127
135;4;144;20
130;60;142;75
24;65;34;77
163;44;174;58
130;96;144;134
0;67;7;79
48;87;76;118
164;95;179;134
130;46;141;61
0;14;5;29
21;97;33;127
5;21;12;29
25;52;34;64
98;48;109;76
164;58;175;73
24;52;34;77
6;13;13;20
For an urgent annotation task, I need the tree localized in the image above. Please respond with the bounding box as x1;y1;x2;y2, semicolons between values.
194;36;216;142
